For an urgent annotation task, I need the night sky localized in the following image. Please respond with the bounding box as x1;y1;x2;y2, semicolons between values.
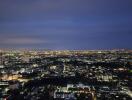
0;0;132;50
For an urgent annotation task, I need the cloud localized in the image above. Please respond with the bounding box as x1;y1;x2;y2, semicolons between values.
0;37;49;45
0;0;132;22
0;0;132;49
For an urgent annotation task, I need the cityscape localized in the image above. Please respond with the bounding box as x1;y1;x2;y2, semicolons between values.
1;0;132;100
0;49;132;100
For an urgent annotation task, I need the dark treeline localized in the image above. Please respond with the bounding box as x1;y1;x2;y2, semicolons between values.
24;76;117;88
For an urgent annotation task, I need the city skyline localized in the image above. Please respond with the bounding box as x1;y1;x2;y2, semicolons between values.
0;0;132;50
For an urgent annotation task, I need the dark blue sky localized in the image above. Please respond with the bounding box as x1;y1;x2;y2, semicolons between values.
0;0;132;50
